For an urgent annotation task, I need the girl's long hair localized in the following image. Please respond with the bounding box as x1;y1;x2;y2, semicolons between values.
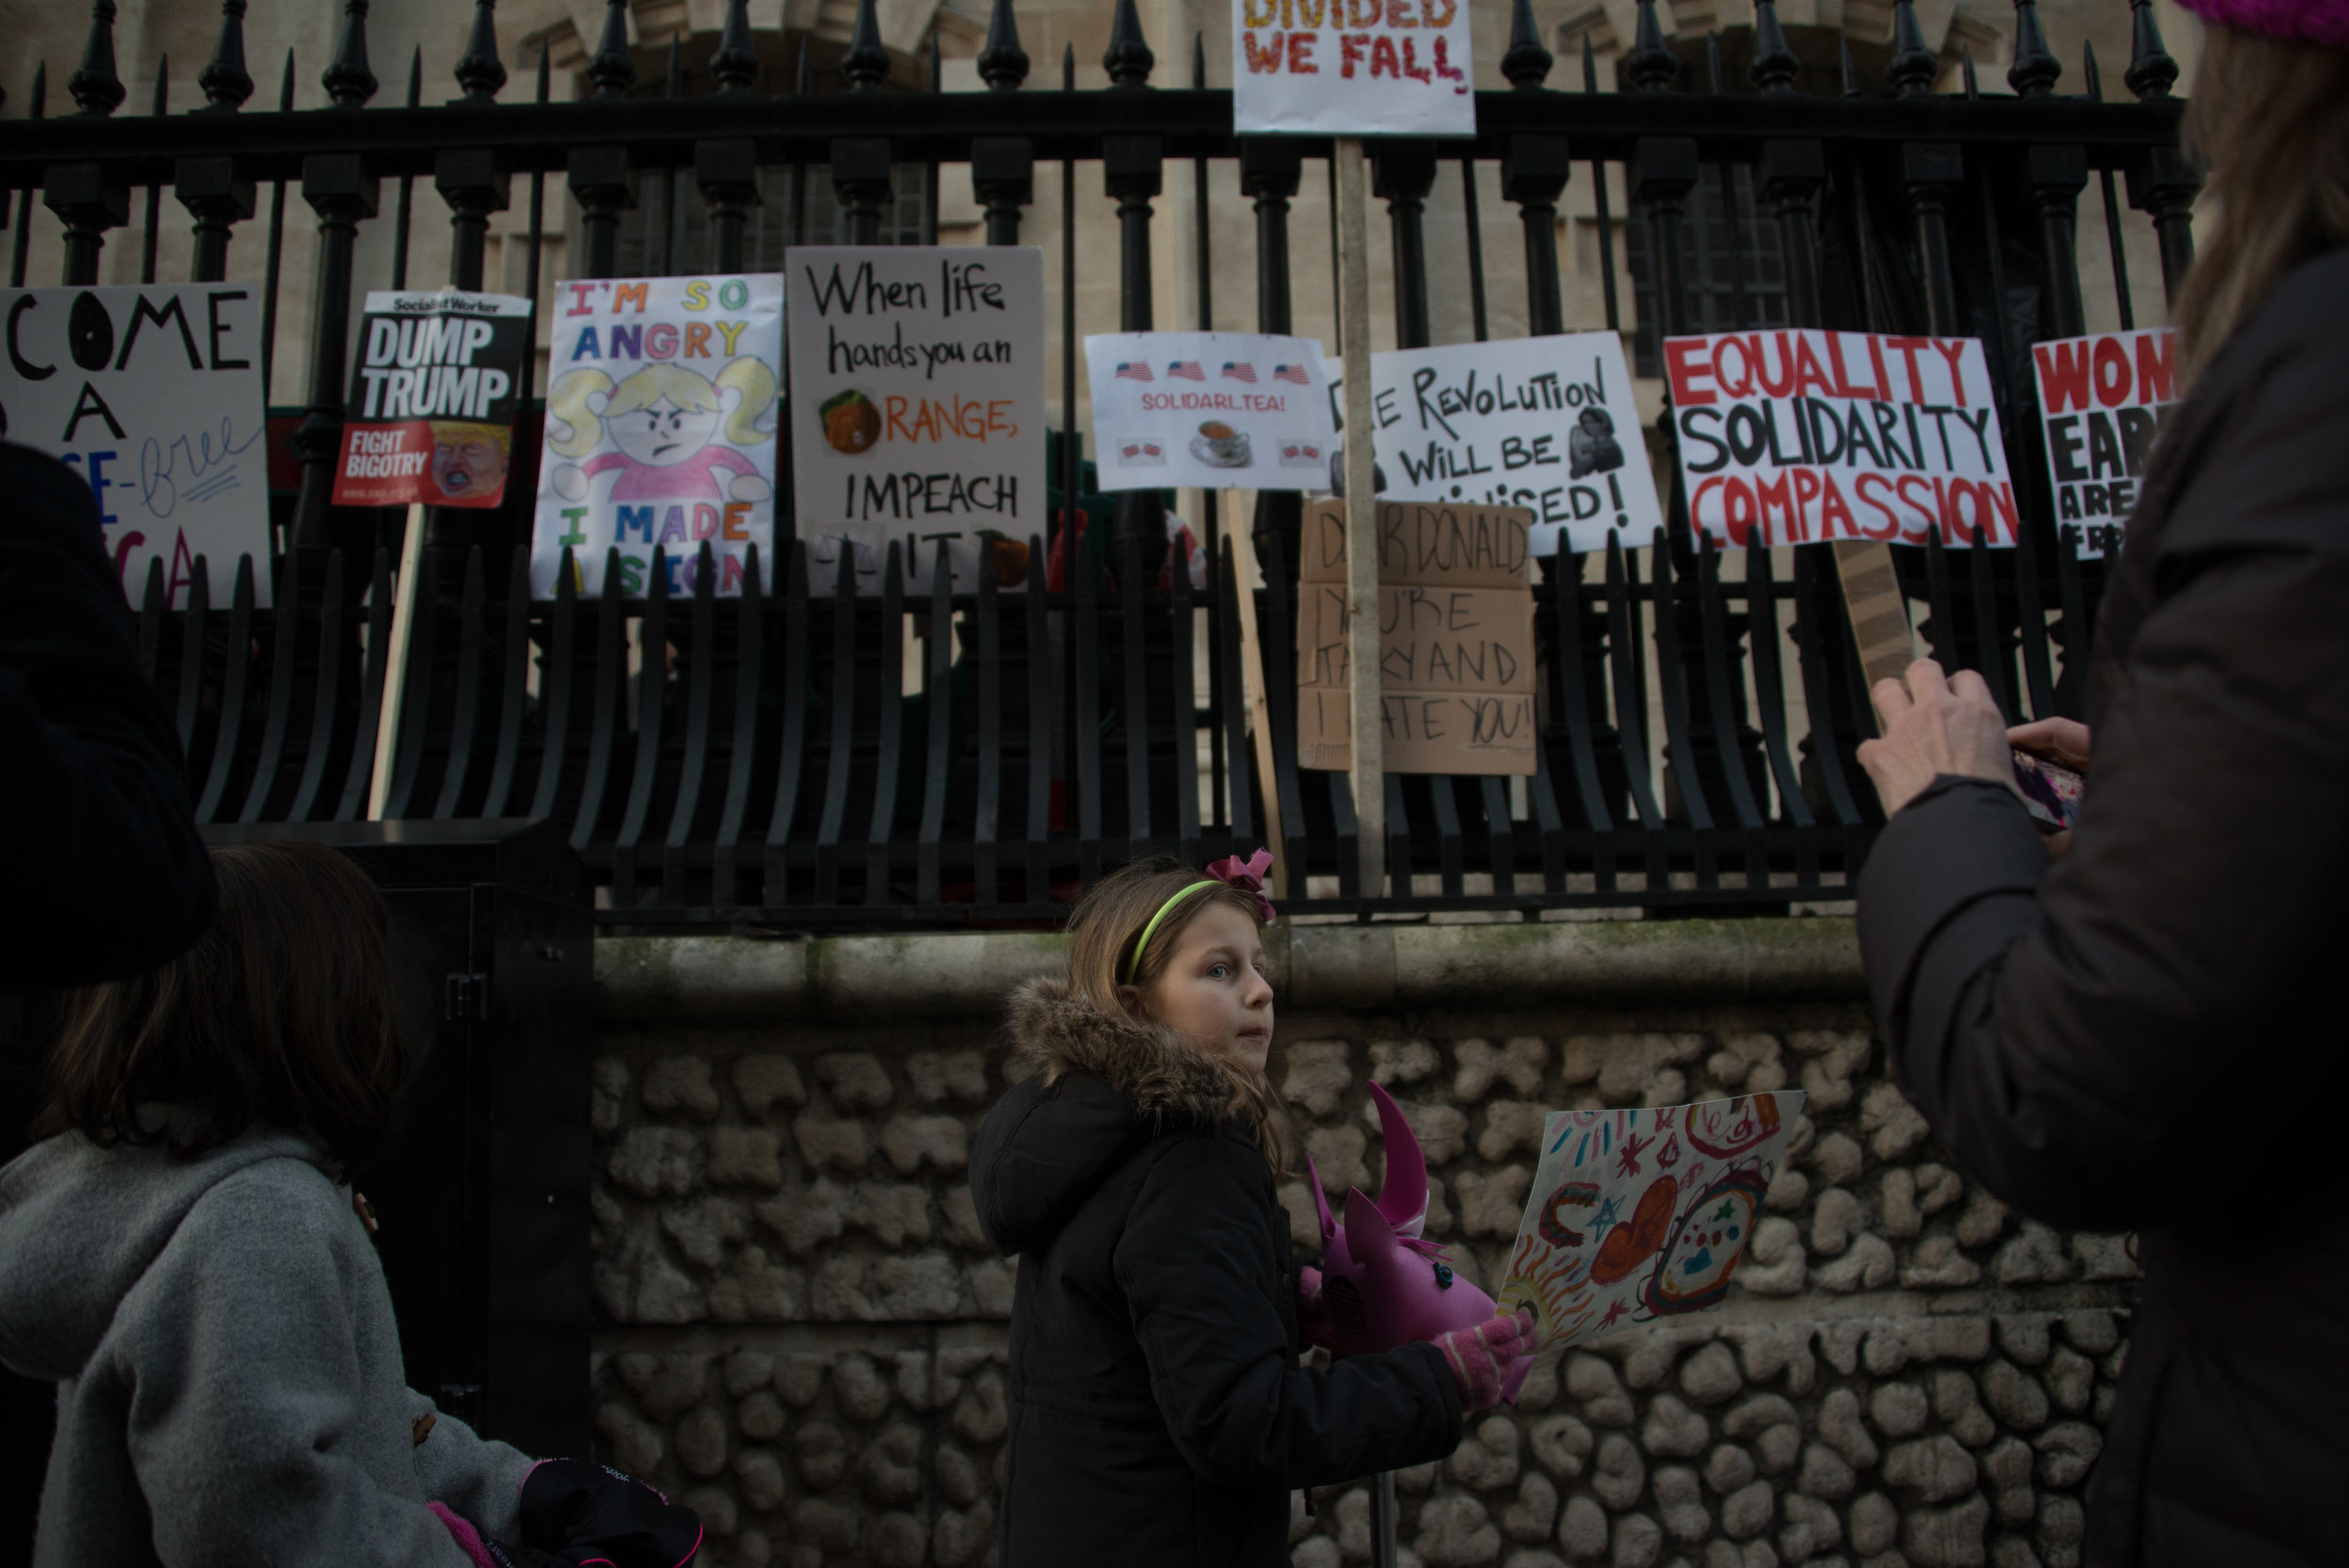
1065;858;1292;1174
39;842;411;1174
2176;27;2349;372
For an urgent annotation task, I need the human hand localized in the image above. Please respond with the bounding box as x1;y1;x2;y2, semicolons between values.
2007;716;2091;775
1857;659;2014;816
1431;1312;1538;1412
1296;1265;1335;1352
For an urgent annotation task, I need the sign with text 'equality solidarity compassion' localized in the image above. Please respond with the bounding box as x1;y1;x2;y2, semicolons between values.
2030;328;2176;561
1665;330;2016;550
788;246;1046;594
1295;500;1537;776
1232;0;1474;134
0;284;271;610
530;274;783;598
1085;332;1337;491
1361;333;1663;557
334;290;534;511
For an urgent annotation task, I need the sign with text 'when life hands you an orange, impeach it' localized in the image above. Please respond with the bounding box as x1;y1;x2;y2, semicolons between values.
1296;500;1537;776
1666;330;2015;550
1233;0;1474;136
2030;328;2176;562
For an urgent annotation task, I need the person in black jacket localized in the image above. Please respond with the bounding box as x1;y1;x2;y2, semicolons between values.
0;442;215;991
1850;23;2349;1568
971;857;1533;1568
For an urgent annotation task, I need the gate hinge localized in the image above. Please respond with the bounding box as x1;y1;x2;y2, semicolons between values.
444;972;490;1022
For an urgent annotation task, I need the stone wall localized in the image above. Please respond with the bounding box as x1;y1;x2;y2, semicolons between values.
587;925;2134;1568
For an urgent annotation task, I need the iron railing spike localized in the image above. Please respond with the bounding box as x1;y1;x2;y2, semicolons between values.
1626;0;1676;92
796;34;813;92
1705;29;1722;93
1889;0;1936;96
713;0;757;92
977;0;1029;89
456;0;507;101
1193;28;1206;88
2082;38;2101;101
1750;0;1798;93
1963;44;1979;98
199;0;254;111
1501;0;1553;91
1581;31;1599;93
2007;0;2061;98
1839;35;1858;95
845;0;891;90
589;0;634;97
1104;0;1155;87
2124;0;2177;100
407;42;422;104
323;0;376;108
70;0;127;116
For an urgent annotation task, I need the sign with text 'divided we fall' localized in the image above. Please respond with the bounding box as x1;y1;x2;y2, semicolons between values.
1232;0;1474;136
1296;500;1537;776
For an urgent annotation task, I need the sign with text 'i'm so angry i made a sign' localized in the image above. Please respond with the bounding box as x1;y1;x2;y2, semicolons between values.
1232;0;1474;135
2030;327;2176;561
1665;330;2015;551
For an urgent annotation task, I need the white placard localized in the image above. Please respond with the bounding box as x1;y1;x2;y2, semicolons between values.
0;284;272;608
1665;330;2015;550
2030;328;2175;561
1084;332;1338;492
1233;0;1475;136
530;273;783;598
1361;333;1662;556
788;246;1047;594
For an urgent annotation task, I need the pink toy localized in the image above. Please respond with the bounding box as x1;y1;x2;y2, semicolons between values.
1310;1083;1532;1402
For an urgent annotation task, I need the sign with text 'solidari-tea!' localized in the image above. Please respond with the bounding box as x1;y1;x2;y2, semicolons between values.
334;289;534;511
2030;328;2175;561
1232;0;1474;134
531;274;783;598
1085;332;1337;492
0;285;270;609
788;246;1046;593
1666;330;2015;549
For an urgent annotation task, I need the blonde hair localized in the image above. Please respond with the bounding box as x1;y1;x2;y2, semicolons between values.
430;421;510;455
1065;858;1291;1174
2176;27;2349;372
543;358;780;459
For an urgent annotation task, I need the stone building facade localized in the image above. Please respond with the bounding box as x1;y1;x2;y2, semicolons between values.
589;922;2133;1568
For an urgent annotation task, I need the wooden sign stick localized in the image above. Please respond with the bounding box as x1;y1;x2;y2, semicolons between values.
1223;489;1288;900
366;500;429;820
1335;134;1385;895
1829;537;1921;695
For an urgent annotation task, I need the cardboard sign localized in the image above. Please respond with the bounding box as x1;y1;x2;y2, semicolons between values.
2030;327;2176;561
334;290;534;510
1296;499;1536;776
787;246;1047;594
1084;332;1337;493
0;284;271;609
1665;330;2015;550
1362;334;1662;556
1497;1092;1807;1349
530;274;783;598
1232;0;1474;136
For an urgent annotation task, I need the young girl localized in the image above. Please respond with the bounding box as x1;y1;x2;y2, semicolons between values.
0;842;696;1567
972;854;1533;1567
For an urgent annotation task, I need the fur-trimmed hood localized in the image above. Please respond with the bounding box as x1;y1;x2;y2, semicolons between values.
972;979;1247;1255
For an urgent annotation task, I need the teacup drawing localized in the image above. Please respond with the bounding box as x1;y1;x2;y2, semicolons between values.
1191;420;1251;468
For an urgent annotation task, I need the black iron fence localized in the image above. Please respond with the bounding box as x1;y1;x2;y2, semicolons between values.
0;0;2193;928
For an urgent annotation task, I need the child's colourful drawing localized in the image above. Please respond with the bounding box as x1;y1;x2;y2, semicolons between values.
1495;1092;1804;1349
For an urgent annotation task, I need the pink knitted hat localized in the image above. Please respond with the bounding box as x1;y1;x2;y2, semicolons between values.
2172;0;2349;48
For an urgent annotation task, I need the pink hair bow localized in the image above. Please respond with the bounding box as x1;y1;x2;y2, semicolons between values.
1206;848;1277;923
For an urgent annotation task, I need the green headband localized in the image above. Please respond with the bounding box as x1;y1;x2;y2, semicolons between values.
1121;880;1219;985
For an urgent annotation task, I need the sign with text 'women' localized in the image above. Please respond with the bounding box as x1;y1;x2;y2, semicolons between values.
0;284;270;609
2030;328;2175;561
1665;330;2015;550
1366;333;1662;557
1085;332;1337;492
788;246;1045;594
531;274;782;598
1232;0;1474;134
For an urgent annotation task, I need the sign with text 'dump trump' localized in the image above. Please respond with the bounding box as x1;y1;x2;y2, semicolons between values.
1232;0;1475;135
335;289;534;513
1665;329;2016;550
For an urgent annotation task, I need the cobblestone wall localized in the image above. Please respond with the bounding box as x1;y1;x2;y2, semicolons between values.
589;992;2134;1568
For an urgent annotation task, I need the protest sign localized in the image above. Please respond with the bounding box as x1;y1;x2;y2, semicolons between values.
1361;333;1661;556
1665;330;2015;550
1232;0;1474;135
1496;1092;1806;1349
0;284;270;609
2030;327;2175;561
530;274;782;598
334;290;534;510
1085;333;1337;493
1295;499;1537;775
788;246;1047;594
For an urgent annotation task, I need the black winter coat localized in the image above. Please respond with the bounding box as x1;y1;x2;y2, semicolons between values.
0;443;214;990
1857;245;2349;1568
971;981;1463;1568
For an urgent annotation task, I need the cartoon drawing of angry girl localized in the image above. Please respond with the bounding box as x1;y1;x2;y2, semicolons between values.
545;359;778;504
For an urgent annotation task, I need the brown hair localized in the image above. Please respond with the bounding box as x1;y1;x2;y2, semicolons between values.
1065;857;1291;1173
39;841;411;1173
2176;27;2349;371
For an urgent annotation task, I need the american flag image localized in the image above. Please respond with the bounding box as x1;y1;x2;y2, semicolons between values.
1271;363;1311;384
1167;361;1206;381
1114;362;1153;381
1221;362;1258;383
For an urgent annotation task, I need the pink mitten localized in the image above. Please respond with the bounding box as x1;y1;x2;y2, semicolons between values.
429;1502;498;1568
1296;1265;1335;1351
1431;1312;1538;1411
